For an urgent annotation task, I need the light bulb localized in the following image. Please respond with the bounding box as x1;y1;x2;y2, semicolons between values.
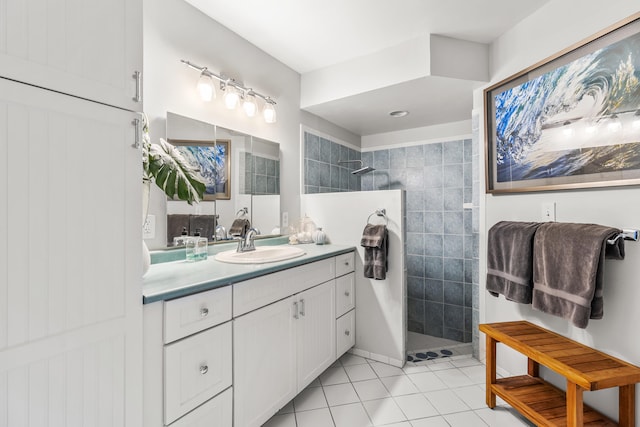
263;102;277;123
243;93;257;117
224;86;240;109
562;121;574;138
196;72;215;102
607;114;622;133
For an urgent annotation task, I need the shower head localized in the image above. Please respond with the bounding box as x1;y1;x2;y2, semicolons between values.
338;160;376;175
351;165;375;175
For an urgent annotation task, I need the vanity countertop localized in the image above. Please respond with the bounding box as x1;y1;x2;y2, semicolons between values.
142;242;356;304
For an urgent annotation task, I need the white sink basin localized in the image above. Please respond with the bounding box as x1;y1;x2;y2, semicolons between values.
215;245;306;264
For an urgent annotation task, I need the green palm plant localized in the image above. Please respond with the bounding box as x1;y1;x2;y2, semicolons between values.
142;115;205;205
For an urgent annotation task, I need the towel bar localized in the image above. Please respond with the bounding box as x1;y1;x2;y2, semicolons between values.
607;229;638;245
367;208;388;225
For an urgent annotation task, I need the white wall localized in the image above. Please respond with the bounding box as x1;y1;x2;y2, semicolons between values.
477;2;640;421
143;0;301;249
302;190;406;367
361;119;471;149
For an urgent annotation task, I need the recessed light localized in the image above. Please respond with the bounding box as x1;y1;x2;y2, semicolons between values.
389;110;409;118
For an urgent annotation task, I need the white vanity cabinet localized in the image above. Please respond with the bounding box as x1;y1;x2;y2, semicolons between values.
143;249;356;427
0;0;143;110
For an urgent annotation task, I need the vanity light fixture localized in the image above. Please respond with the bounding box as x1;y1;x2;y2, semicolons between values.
182;59;277;123
223;84;240;109
243;92;258;117
263;100;277;123
196;70;215;101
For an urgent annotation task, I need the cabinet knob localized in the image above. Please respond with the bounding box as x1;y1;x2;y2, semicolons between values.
344;261;350;266
200;365;209;375
200;307;209;317
344;291;350;297
344;329;350;336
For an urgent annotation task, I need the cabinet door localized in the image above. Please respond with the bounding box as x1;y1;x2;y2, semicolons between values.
297;281;336;390
0;78;142;425
234;297;297;427
0;0;142;110
164;322;232;425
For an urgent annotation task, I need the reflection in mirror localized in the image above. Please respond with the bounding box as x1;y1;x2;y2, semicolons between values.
250;136;281;235
164;112;280;248
165;112;217;246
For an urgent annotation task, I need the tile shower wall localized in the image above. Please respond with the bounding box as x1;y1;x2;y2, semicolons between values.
361;140;479;344
240;152;280;195
304;131;361;193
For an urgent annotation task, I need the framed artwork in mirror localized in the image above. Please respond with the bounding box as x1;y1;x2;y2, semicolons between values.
485;13;640;193
169;139;231;200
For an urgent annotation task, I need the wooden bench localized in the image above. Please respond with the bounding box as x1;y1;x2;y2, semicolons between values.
480;321;640;426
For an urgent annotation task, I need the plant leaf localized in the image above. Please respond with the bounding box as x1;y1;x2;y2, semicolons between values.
148;138;206;204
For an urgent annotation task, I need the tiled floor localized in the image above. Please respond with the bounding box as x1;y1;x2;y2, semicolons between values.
263;353;534;427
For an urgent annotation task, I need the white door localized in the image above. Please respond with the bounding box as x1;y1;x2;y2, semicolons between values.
0;0;143;110
296;281;336;390
233;297;297;427
0;77;142;426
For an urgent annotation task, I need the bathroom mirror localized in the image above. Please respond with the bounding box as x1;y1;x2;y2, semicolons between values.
164;112;280;247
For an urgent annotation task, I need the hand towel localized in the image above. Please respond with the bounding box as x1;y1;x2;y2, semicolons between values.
532;222;624;328
361;224;388;280
229;218;250;237
486;221;542;304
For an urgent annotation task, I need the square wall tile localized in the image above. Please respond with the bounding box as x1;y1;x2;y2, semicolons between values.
424;234;443;257
406;145;425;167
423;143;442;166
443;140;463;164
374;149;390;170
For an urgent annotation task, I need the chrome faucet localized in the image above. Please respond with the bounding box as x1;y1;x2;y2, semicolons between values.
237;228;258;252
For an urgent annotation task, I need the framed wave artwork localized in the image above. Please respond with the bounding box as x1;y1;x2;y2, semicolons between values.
169;139;231;200
485;12;640;193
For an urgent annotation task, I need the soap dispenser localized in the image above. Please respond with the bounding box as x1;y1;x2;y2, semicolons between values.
173;227;188;247
195;229;208;261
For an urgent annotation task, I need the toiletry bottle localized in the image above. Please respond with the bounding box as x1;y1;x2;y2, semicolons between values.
195;229;208;261
185;234;197;262
173;226;188;246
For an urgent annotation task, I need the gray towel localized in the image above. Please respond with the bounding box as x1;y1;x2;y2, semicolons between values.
361;224;388;280
486;221;542;304
532;222;624;328
229;218;250;237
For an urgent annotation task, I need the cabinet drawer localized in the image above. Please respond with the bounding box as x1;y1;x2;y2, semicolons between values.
335;252;355;277
164;286;232;343
167;387;232;427
164;322;232;424
336;309;356;357
335;273;355;318
234;257;335;316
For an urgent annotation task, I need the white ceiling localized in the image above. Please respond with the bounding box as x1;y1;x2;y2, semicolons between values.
184;0;550;136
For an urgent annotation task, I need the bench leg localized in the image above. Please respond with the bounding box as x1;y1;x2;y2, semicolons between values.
486;335;496;408
567;381;583;427
528;358;539;377
619;384;635;427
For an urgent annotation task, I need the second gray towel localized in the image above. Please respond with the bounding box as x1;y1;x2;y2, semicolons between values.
532;222;624;328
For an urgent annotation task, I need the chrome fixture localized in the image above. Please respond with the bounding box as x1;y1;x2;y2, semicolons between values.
338;159;375;175
389;110;409;117
237;228;258;253
181;60;277;123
